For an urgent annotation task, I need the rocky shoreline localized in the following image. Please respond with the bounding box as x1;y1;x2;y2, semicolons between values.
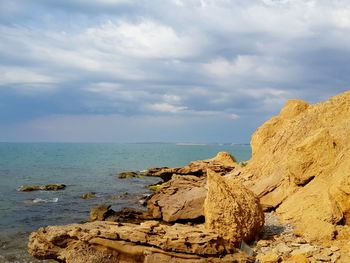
28;91;350;263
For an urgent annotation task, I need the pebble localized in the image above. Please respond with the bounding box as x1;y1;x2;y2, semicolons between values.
322;248;333;256
330;252;340;263
313;253;331;262
274;243;292;254
291;244;317;257
257;240;271;247
253;212;344;263
329;246;339;252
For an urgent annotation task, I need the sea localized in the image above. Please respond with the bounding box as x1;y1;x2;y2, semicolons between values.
0;143;251;262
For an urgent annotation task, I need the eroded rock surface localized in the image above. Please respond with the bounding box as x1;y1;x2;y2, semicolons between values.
28;221;253;263
147;175;207;222
143;151;240;181
245;91;350;241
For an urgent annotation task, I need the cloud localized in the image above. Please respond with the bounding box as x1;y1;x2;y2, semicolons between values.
1;0;350;142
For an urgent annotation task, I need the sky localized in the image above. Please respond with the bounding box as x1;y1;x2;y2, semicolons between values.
1;0;350;143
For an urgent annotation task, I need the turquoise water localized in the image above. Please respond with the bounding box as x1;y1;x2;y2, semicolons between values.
0;143;251;262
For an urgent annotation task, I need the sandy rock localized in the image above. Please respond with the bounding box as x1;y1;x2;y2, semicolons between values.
18;184;66;192
90;205;112;221
28;221;251;262
291;244;317;257
143;152;239;181
204;169;264;243
244;91;350;241
274;243;292;254
147;175;207;222
256;252;281;263
284;254;310;263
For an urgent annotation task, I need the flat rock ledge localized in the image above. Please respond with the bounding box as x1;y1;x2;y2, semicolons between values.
18;184;66;192
28;221;254;263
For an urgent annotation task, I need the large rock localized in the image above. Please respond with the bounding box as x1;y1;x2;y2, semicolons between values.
147;175;207;222
28;221;253;263
204;169;264;243
244;91;350;240
143;151;239;181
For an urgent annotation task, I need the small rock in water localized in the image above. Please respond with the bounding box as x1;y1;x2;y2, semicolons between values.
81;192;96;199
18;184;66;192
118;171;139;179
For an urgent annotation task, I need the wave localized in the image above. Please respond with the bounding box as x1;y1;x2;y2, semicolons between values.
32;198;59;203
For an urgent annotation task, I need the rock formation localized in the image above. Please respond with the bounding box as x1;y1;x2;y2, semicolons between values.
143;151;240;181
204;169;264;243
245;91;350;241
28;153;262;262
147;175;207;222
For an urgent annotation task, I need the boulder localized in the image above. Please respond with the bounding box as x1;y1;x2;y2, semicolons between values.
18;184;66;192
204;169;264;243
90;205;113;221
244;90;350;240
28;221;254;263
147;175;207;222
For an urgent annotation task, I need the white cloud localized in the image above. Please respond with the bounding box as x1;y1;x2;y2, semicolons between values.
147;103;188;113
0;66;56;85
85;20;196;59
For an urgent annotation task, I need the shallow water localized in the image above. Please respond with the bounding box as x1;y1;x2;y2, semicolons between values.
0;143;251;262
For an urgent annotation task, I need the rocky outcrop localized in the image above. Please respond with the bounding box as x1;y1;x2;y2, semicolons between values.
118;171;139;179
147;175;207;222
245;91;350;241
204;169;264;243
28;151;264;262
28;221;253;263
90;205;152;224
18;184;66;192
143;151;240;181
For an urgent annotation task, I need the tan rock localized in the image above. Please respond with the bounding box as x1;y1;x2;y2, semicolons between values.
90;205;112;221
256;252;281;263
28;221;249;262
245;90;350;241
204;169;264;243
143;151;239;181
147;175;207;222
283;254;310;263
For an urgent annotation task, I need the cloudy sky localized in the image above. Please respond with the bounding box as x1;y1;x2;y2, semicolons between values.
1;0;350;143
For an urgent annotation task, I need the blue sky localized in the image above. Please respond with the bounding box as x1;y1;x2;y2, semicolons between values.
1;0;350;143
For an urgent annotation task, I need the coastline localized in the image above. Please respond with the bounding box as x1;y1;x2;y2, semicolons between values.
27;91;350;263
